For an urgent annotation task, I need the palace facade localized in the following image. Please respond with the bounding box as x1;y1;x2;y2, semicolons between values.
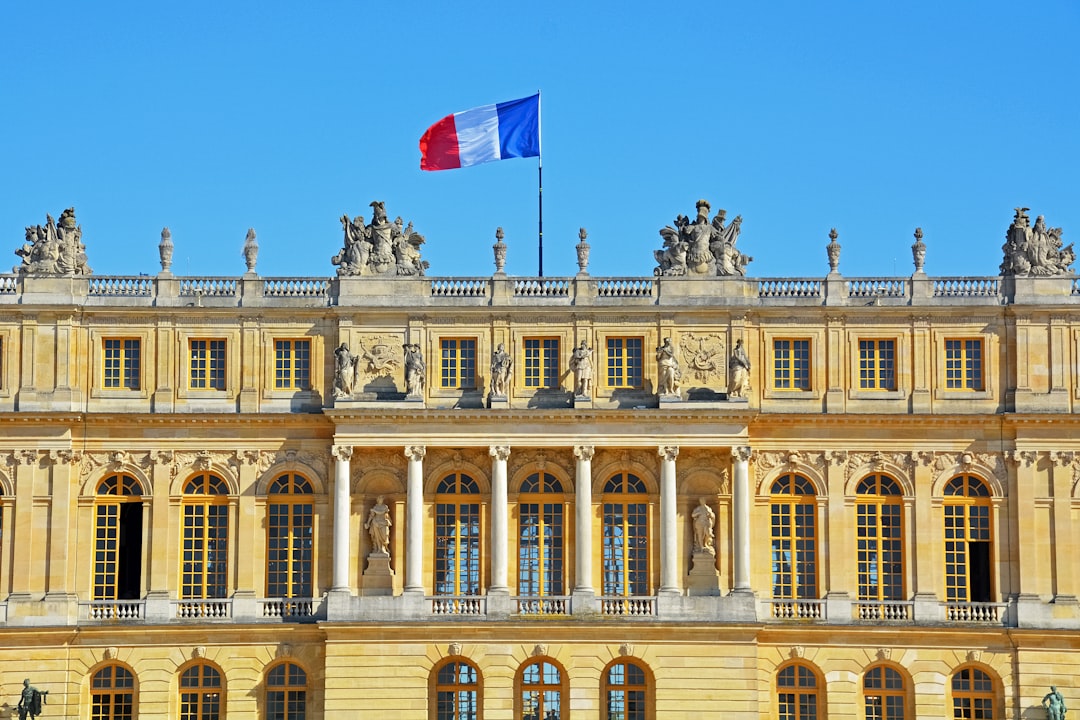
1;206;1078;719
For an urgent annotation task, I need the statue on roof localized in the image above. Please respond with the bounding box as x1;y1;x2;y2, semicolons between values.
655;200;751;277
1000;207;1074;276
333;201;429;277
16;208;92;275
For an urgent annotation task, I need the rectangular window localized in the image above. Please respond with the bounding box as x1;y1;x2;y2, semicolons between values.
945;338;984;390
773;339;811;390
523;337;560;388
440;338;477;389
274;339;311;390
103;338;141;390
189;339;226;390
606;337;644;389
858;339;896;390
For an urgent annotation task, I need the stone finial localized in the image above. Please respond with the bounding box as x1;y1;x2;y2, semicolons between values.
911;227;926;273
159;227;174;273
826;228;841;273
243;228;258;274
576;228;590;275
493;227;507;274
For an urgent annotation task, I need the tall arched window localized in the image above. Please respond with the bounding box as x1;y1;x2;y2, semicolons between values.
267;473;314;599
434;659;481;720
602;473;649;598
856;475;904;602
517;659;564;720
951;666;996;719
94;474;144;601
435;474;482;596
91;664;136;720
602;660;650;720
266;662;307;720
770;474;818;599
179;663;222;720
943;475;993;603
181;473;230;599
518;472;565;598
863;665;906;719
777;663;820;720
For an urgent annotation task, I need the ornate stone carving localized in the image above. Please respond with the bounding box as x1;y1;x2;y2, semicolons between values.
355;336;403;386
658;446;679;462
159;228;174;273
619;643;634;657
104;646;118;660
364;496;391;556
278;644;293;658
727;339;750;398
1007;450;1038;467
404;446;427;462
569;341;593;397
404;344;426;398
655;338;681;397
448;642;462;656
789;646;805;659
16;207;92;275
332;201;428;277
193;646;206;659
492;227;507;273
876;648;892;661
845;451;912;483
489;445;511;463
1001;207;1074;276
490;343;512;398
532;644;548;657
911;228;926;272
733;446;752;464
676;333;725;385
826;228;841;273
655;200;750;277
575;228;590;274
242;228;258;273
332;445;354;463
966;649;982;663
692;498;715;554
573;445;595;462
754;450;823;483
828;450;848;466
509;449;573;480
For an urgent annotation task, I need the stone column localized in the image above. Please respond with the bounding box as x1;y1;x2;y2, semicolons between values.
658;446;680;594
330;444;353;592
732;446;752;593
573;445;595;595
489;445;511;594
10;450;36;598
404;446;426;594
44;451;75;600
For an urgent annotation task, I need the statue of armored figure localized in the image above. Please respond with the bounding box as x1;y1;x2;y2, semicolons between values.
1000;207;1075;276
16;208;92;275
404;343;426;398
655;200;750;277
333;201;429;277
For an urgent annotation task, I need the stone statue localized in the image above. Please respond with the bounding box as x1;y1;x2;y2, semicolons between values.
333;343;357;399
16;208;91;275
1001;207;1075;276
656;337;681;397
242;228;258;273
332;201;429;277
576;228;590;274
1044;686;1066;720
17;678;46;720
364;495;392;556
490;343;512;397
159;227;174;273
570;341;593;397
826;228;841;273
692;498;716;554
911;227;926;273
493;227;507;273
404;343;426;398
728;339;751;398
655;200;751;277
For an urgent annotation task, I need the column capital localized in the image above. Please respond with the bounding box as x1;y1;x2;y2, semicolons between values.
732;446;752;463
489;445;511;462
331;445;353;462
404;445;426;462
573;445;595;461
658;445;679;462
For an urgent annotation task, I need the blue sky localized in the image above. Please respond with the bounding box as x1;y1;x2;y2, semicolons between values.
3;1;1077;280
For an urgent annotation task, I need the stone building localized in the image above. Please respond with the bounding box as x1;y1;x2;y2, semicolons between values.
0;204;1077;718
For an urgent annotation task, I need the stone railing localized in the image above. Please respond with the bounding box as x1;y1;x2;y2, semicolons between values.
258;598;321;620
514;596;571;615
847;278;909;299
180;277;238;297
599;596;657;617
431;278;489;298
945;601;1007;624
853;600;913;622
263;278;330;298
173;599;233;620
596;278;654;298
758;278;822;298
933;277;1000;297
88;276;155;296
763;598;826;621
429;596;487;616
513;278;570;297
79;599;145;621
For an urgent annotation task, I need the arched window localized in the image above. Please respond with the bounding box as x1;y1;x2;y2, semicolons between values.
602;473;649;598
777;663;820;720
856;475;904;602
182;473;230;599
91;664;136;720
434;659;481;720
950;666;996;719
864;665;906;719
266;662;307;720
267;473;314;599
602;660;649;720
518;659;564;720
518;472;565;599
94;474;144;601
943;475;993;603
435;474;482;596
770;474;818;599
179;663;222;720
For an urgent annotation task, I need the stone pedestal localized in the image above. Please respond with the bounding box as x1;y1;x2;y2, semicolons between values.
488;395;509;409
658;393;682;405
361;554;395;596
687;551;721;596
573;395;594;409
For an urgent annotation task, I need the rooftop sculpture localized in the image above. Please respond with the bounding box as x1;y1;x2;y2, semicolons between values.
333;201;429;277
16;208;92;275
1001;207;1075;276
655;200;750;277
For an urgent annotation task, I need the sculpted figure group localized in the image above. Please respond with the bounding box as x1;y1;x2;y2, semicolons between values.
333;201;429;277
656;200;751;277
17;208;92;275
1001;207;1075;276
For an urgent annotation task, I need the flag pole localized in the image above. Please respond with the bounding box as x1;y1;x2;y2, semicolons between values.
537;90;543;277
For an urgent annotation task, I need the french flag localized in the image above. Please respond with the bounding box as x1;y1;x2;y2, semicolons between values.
419;94;540;171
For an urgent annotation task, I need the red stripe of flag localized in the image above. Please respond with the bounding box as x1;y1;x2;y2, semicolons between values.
419;114;461;171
